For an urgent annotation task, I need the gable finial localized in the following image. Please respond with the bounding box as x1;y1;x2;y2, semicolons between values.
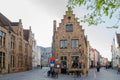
66;7;73;15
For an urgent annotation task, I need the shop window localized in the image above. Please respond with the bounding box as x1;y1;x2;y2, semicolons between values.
71;56;79;68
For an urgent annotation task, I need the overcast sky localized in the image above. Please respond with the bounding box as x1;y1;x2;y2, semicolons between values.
0;0;120;60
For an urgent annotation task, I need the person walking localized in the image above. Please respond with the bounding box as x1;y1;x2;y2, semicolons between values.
96;62;100;72
96;65;100;72
40;65;42;69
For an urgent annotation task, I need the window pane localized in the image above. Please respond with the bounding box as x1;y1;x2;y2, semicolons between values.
0;31;5;37
0;52;2;56
0;57;1;68
0;52;5;68
61;56;63;60
60;41;63;47
72;39;79;48
72;56;79;61
0;37;2;46
0;31;3;36
3;56;5;68
66;24;73;31
61;56;67;61
3;53;5;56
0;31;6;47
60;40;67;48
64;56;67;60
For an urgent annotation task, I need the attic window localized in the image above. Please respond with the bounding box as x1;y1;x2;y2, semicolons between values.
66;24;73;32
68;16;71;20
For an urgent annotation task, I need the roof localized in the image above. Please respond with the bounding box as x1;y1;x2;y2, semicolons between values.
10;22;19;26
23;29;29;41
0;12;11;26
116;33;120;47
0;12;19;32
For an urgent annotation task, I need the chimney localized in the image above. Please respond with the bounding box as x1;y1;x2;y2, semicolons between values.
29;26;31;31
19;19;22;23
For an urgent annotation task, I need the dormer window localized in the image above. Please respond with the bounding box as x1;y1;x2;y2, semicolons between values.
66;24;73;32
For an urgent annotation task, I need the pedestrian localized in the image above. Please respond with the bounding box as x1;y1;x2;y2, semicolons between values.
41;65;42;69
86;70;88;76
51;69;55;77
96;65;100;72
47;70;51;77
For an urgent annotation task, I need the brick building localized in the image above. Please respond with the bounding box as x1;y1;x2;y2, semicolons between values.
52;8;88;74
0;13;32;74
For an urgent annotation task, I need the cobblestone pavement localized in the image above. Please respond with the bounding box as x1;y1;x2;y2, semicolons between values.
0;67;120;80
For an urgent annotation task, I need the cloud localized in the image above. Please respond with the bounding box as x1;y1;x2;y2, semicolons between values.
30;0;68;17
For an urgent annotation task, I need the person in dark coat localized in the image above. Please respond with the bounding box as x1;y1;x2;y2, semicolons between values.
40;65;42;69
96;65;100;72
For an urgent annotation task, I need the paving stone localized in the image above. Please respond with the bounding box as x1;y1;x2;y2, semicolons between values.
0;67;120;80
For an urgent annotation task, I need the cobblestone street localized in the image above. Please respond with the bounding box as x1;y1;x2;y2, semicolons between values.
0;67;120;80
